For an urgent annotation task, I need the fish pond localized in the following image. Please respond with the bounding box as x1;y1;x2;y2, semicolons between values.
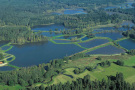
79;39;109;48
119;39;135;50
53;8;87;15
6;41;84;67
32;24;68;31
0;66;14;71
95;32;123;40
104;2;135;10
1;21;135;71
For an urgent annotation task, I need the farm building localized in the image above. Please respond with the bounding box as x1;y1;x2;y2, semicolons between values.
0;62;3;64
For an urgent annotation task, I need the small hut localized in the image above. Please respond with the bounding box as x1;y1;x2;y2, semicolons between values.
0;62;3;64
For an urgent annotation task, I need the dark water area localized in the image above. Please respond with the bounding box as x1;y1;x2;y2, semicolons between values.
7;41;84;67
94;27;128;32
53;8;87;15
86;45;125;55
81;36;90;41
105;2;135;10
119;39;135;50
54;40;71;43
7;57;13;61
57;35;82;39
0;66;14;71
32;24;68;31
41;32;62;37
63;8;87;15
121;21;135;27
104;6;117;10
79;39;109;48
1;46;10;50
95;32;123;40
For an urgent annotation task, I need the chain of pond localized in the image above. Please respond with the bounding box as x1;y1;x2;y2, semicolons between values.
29;35;128;86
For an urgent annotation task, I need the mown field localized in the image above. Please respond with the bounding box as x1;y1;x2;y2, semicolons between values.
48;63;135;86
31;55;135;88
0;85;24;90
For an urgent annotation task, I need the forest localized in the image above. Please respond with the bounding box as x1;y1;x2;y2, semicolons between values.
0;0;135;89
0;26;47;44
33;73;135;90
0;0;130;44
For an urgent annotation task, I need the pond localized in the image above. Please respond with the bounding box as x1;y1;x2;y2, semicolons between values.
104;6;117;10
104;2;135;10
7;41;84;67
94;27;129;32
57;35;82;39
79;39;109;48
32;24;68;31
81;36;90;41
41;32;62;37
53;40;71;43
1;46;10;50
86;45;125;55
95;32;123;40
119;39;135;50
0;66;14;71
53;8;87;15
63;8;87;15
121;21;135;27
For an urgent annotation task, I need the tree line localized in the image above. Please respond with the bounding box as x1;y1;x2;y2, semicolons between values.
31;73;135;90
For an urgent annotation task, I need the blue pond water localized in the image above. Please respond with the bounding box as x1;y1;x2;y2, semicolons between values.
96;32;123;40
7;41;84;67
54;40;71;43
119;39;135;50
121;21;135;27
105;2;135;10
57;35;82;39
86;45;125;55
53;8;87;15
1;46;10;50
41;32;62;37
0;66;14;71
104;6;117;10
79;39;109;48
32;24;68;31
63;8;87;15
94;27;129;32
81;36;90;41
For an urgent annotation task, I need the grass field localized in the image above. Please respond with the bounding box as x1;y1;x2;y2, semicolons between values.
0;85;25;90
49;63;135;86
124;56;135;66
43;55;135;86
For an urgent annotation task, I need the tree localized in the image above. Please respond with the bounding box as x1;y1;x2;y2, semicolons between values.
87;66;93;71
0;53;4;60
116;60;124;66
96;56;101;60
